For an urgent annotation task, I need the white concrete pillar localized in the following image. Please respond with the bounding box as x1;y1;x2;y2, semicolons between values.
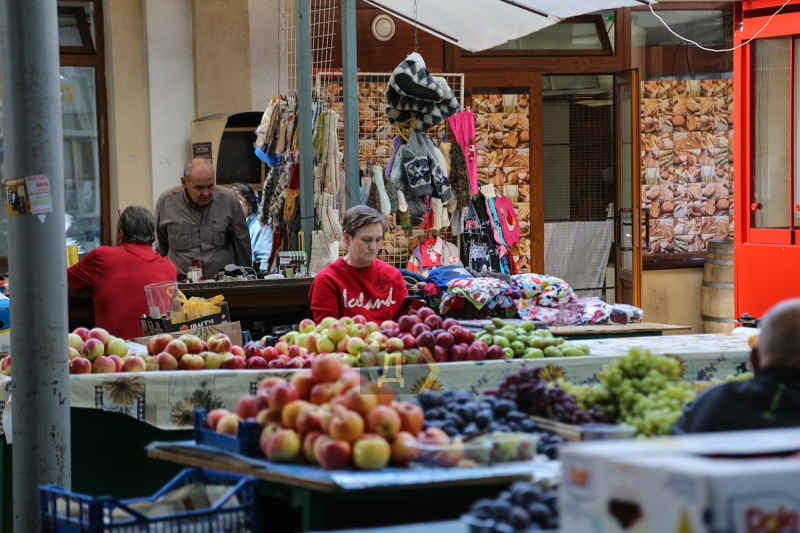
144;0;195;205
249;0;281;112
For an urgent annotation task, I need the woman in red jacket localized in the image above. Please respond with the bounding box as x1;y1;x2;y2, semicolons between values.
310;206;408;323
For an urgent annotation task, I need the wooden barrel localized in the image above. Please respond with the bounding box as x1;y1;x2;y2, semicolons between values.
701;240;735;333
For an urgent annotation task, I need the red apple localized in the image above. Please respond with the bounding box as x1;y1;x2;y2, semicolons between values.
309;383;337;405
154;352;179;371
207;333;232;354
448;344;467;362
243;343;263;360
235;395;259;419
296;404;324;434
424;315;443;331
221;354;246;370
122;355;147;373
416;331;435;349
246;356;269;369
466;343;486;361
397;315;419;333
286;358;304;369
416;307;436;320
178;353;205;370
274;341;289;355
394;401;425;434
230;345;245;357
69;357;92;375
178;335;204;354
380;320;397;331
411;323;431;337
206;408;230;430
382;328;400;339
81;338;105;362
401;334;416;349
486;345;506;360
432;345;448;363
288;345;301;359
442;318;459;330
262;346;279;362
165;339;188;361
349;324;369;340
73;327;90;341
217;414;242;436
87;327;112;346
298;318;316;333
435;331;455;349
268;382;299;410
318;439;352;470
351;315;367;325
268;359;286;369
255;390;271;412
462;329;475;344
200;351;222;369
108;355;124;372
312;355;344;383
366;405;401;440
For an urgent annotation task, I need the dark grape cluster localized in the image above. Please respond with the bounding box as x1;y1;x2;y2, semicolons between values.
489;368;606;425
462;481;559;532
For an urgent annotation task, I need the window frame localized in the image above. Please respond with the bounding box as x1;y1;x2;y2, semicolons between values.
735;1;800;247
0;0;109;274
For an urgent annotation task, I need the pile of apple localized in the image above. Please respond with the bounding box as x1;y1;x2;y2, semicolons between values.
61;327;246;374
268;308;492;369
206;355;448;470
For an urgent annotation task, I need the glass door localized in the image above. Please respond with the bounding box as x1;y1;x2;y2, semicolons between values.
615;70;642;306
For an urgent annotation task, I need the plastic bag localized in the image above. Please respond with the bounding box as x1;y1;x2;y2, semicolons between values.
179;291;224;321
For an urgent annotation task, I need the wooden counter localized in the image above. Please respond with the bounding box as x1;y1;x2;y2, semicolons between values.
68;278;314;330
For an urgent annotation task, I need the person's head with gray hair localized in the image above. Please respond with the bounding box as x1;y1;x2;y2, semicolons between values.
116;206;156;246
181;158;216;209
751;298;800;371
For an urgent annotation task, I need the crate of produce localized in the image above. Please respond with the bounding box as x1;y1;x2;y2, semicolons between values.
194;408;263;458
40;467;260;533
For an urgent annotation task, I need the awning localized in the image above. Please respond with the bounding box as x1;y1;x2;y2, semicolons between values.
362;0;655;53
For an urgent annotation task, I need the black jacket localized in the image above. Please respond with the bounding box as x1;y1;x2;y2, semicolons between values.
672;366;800;434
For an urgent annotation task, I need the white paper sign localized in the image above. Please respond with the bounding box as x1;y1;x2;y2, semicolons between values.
24;175;52;215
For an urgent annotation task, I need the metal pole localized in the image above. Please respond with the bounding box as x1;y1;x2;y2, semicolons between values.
296;0;314;257
341;0;360;209
0;0;72;530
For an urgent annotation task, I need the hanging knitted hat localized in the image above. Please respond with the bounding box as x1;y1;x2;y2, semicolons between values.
403;130;433;197
372;164;391;217
395;170;427;226
283;162;301;221
385;176;399;215
429;142;454;203
387;52;444;104
448;140;472;210
385;136;405;179
386;76;460;132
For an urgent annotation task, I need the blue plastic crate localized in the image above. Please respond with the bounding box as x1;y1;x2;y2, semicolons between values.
40;468;260;533
194;408;264;459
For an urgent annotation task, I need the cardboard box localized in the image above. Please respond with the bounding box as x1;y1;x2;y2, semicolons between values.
130;320;243;348
138;303;230;337
561;428;800;533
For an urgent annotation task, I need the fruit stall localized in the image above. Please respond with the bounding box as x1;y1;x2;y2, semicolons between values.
0;305;757;532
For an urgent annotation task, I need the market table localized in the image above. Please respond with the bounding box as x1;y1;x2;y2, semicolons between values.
0;333;751;433
146;441;558;532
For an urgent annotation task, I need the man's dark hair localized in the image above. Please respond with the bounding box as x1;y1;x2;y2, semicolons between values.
231;182;259;216
118;206;156;245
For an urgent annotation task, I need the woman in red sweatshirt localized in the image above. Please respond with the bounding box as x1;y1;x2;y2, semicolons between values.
310;206;408;323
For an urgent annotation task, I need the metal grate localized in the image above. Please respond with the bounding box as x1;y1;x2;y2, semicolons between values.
540;75;616;300
280;0;339;95
315;71;465;268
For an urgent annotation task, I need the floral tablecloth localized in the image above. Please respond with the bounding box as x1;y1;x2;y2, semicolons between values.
0;334;751;434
